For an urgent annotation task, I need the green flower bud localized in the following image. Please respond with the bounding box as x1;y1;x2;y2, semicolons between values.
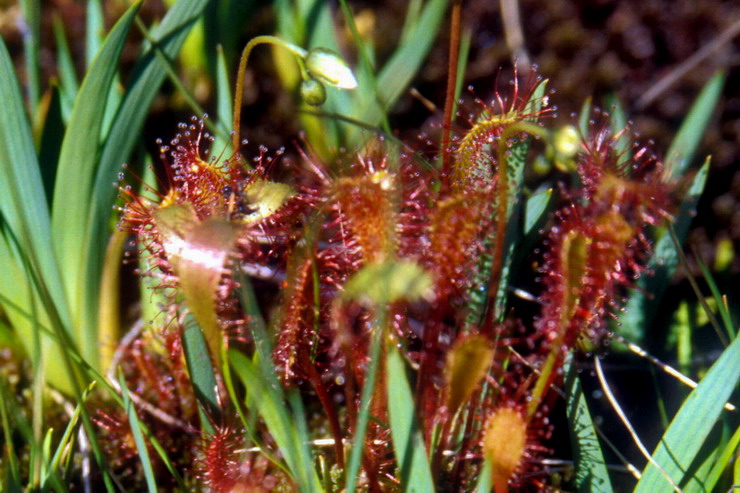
305;47;358;89
300;78;327;106
550;125;581;172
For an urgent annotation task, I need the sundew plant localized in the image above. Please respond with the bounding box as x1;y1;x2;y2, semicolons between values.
0;1;737;492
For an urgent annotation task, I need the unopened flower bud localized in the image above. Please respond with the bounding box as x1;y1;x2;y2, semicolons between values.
300;78;327;106
305;47;358;89
550;125;581;172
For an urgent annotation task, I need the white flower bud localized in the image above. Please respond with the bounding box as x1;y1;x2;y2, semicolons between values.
305;47;358;89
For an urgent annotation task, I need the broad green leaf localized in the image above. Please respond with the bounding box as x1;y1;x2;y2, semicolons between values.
118;370;158;493
564;358;613;492
619;159;708;344
665;72;724;178
634;334;740;491
387;345;436;491
50;1;141;367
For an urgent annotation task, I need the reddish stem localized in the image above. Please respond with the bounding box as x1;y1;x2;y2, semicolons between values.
440;0;463;192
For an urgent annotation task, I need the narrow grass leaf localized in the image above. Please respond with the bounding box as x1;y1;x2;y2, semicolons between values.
50;1;141;367
475;458;493;492
19;0;41;111
564;358;613;492
212;45;234;158
665;71;724;178
387;344;435;491
634;333;740;491
181;313;220;432
358;0;447;128
85;0;105;67
118;370;158;493
700;424;740;493
345;319;384;493
228;350;323;492
619;159;709;344
52;16;79;121
605;93;631;160
694;255;736;340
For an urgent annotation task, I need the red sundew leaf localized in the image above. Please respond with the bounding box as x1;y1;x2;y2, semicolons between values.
175;218;239;367
444;334;494;415
153;204;239;366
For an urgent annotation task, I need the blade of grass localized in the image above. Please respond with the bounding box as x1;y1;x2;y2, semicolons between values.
665;71;725;178
181;313;220;433
619;158;709;344
345;311;385;493
356;0;448;130
634;333;740;491
229;350;323;492
564;357;614;492
19;0;41;112
52;15;79;121
700;423;740;493
85;0;105;68
50;1;141;368
386;344;435;491
118;370;158;493
694;254;736;340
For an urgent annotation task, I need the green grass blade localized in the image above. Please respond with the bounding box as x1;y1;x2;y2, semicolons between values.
229;350;323;492
694;255;736;340
212;45;234;158
605;93;631;160
19;0;41;112
665;71;724;178
386;344;435;491
52;15;79;121
345;317;384;493
564;357;613;492
358;0;448;129
50;1;141;367
0;37;73;371
85;0;105;68
619;159;709;344
700;424;740;493
181;313;220;431
118;370;158;493
634;333;740;491
475;458;493;492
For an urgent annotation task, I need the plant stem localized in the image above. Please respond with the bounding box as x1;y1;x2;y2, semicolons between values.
232;36;308;152
441;0;463;187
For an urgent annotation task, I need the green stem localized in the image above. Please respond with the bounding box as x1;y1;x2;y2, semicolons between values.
232;36;308;151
